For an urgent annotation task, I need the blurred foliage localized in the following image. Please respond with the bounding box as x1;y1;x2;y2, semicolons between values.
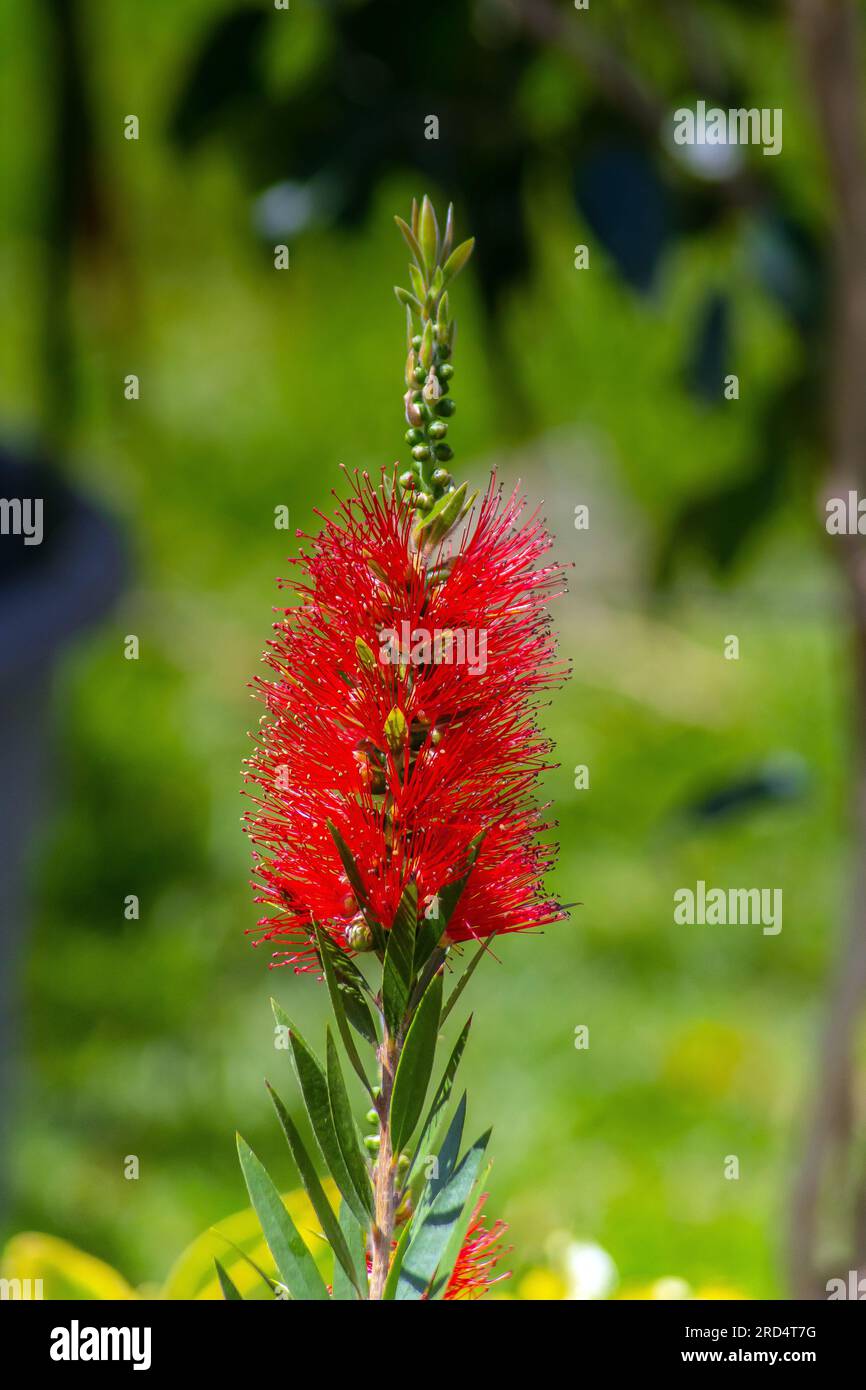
0;0;853;1299
0;1190;745;1300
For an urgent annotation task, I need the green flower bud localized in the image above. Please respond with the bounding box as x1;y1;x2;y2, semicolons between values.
428;420;447;440
355;637;377;671
399;471;416;489
384;706;408;753
414;364;427;384
405;428;424;445
412;444;431;462
365;1109;378;1126
415;491;433;510
346;919;375;952
439;363;454;379
436;398;456;417
437;342;451;360
434;444;454;462
364;1135;381;1153
432;467;451;485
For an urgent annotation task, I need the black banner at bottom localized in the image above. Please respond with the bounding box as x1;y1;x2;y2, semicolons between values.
1;1296;861;1374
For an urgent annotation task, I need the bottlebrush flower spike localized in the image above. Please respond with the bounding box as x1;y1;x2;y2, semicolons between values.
235;197;567;1304
441;1198;510;1300
243;468;567;968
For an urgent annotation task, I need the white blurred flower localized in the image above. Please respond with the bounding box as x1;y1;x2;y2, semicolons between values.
546;1234;618;1300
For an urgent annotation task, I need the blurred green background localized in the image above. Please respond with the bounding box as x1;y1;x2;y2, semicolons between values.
0;0;857;1298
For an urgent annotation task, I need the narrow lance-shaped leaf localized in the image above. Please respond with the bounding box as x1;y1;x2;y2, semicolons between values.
382;1212;415;1300
441;237;475;284
326;1028;376;1224
266;1083;363;1297
441;933;495;1025
332;1200;368;1301
213;1230;282;1298
414;1090;467;1230
272;1001;371;1226
236;1134;329;1301
430;1160;492;1299
418;194;439;273
394;214;426;273
409;263;426;306
390;971;443;1155
404;1015;472;1190
414;830;486;970
441;202;455;263
317;932;378;1047
382;882;418;1037
214;1258;243;1301
326;819;385;950
395;1128;491;1301
314;921;373;1095
413;482;478;550
394;286;423;315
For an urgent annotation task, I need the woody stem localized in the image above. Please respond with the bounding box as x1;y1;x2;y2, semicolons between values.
369;1029;399;1299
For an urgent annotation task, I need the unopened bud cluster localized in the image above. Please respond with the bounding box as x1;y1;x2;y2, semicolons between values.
394;196;474;521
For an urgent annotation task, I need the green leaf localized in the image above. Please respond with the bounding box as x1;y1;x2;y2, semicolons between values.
326;1029;376;1224
394;215;426;273
441;237;475;284
414;833;485;971
267;1084;363;1297
326;819;370;914
394;286;423;315
214;1258;243;1300
318;935;378;1046
390;971;443;1155
413;483;477;550
441;203;455;263
395;1128;491;1300
332;1200;368;1301
419;321;434;371
405;1016;472;1190
430;1161;492;1299
314;921;372;1095
409;263;427;306
414;1091;466;1230
382;882;418;1037
272;1002;371;1227
382;1214;415;1300
236;1134;329;1301
212;1231;280;1298
418;195;439;273
441;934;495;1025
326;822;386;953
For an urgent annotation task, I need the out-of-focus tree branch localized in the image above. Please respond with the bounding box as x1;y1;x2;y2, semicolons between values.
788;0;866;1301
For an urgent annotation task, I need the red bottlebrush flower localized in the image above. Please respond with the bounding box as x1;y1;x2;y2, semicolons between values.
243;467;567;969
441;1198;510;1300
359;1197;508;1300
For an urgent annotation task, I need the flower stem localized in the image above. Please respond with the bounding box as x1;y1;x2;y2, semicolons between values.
369;1029;398;1299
